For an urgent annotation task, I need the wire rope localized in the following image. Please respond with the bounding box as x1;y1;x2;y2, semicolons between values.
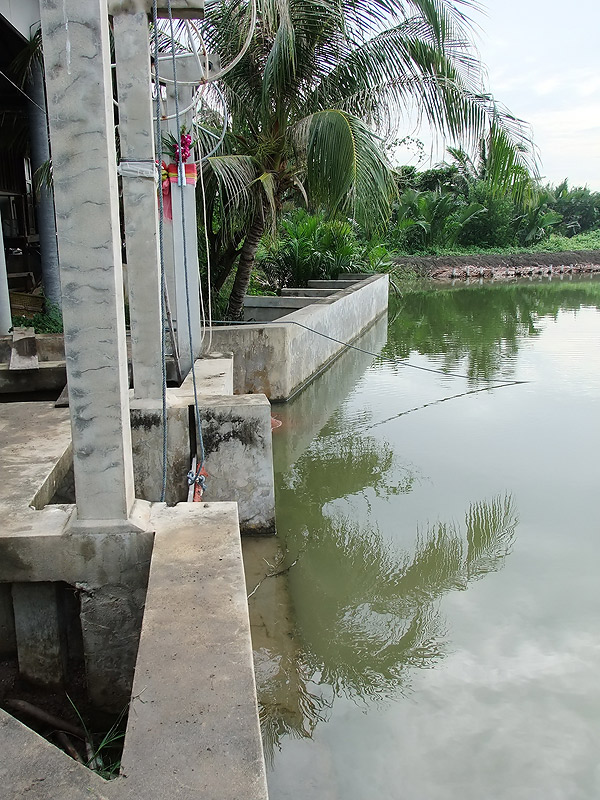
211;318;530;386
152;0;169;503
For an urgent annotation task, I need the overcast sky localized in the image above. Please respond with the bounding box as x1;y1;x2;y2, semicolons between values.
403;0;600;190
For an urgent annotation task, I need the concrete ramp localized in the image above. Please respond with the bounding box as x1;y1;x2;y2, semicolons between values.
119;502;268;799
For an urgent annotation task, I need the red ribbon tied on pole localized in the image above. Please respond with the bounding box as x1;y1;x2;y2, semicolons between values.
161;162;198;221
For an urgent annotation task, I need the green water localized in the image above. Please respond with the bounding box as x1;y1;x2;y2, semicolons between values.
243;277;600;800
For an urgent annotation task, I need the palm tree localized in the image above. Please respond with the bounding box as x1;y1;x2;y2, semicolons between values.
185;0;537;317
447;122;539;207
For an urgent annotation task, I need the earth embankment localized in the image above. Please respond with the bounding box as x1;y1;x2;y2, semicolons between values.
394;250;600;280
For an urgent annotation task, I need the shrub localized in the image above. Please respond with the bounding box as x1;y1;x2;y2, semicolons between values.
11;302;63;333
257;210;367;290
550;180;600;236
458;182;517;248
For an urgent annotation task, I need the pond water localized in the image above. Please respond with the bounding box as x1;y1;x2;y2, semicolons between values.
242;277;600;800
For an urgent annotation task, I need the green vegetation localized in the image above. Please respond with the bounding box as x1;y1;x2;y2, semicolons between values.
67;695;127;780
11;302;63;333
181;0;537;316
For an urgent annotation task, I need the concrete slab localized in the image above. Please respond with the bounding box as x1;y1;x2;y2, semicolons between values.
307;279;357;289
120;502;268;800
0;402;72;526
173;353;234;400
207;274;389;399
0;362;67;393
0;708;111;800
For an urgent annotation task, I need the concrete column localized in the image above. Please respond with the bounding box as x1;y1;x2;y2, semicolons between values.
12;583;65;687
162;61;203;377
27;60;61;310
0;584;16;656
40;0;135;525
0;211;12;334
113;11;164;400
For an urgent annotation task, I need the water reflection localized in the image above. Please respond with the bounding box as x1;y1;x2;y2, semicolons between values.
385;279;600;382
255;488;518;764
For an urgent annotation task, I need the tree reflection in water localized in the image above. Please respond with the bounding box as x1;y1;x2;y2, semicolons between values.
256;428;518;765
385;280;600;382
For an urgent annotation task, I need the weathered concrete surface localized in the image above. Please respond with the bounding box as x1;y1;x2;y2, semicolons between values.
307;279;357;289
12;582;65;687
120;502;268;800
9;328;39;370
0;504;268;799
0;582;16;656
173;353;234;400
130;398;191;506
131;355;236;506
0;399;153;708
195;395;276;534
0;333;65;363
0;709;111;800
207;274;389;400
0;516;154;711
114;11;163;401
0;362;67;393
41;0;136;524
0;401;72;525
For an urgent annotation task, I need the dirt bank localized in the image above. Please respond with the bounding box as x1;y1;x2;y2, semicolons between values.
394;250;600;280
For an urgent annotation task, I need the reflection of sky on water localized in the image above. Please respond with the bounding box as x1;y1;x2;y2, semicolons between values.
251;279;600;800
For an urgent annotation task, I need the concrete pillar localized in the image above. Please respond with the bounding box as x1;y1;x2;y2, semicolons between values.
194;395;276;534
130;398;191;505
12;583;65;687
27;60;61;310
0;584;16;656
170;177;203;376
40;0;136;525
0;211;12;334
161;59;203;377
113;11;164;401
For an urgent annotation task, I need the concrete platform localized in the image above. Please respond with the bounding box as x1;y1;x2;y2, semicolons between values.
0;401;72;524
119;502;268;799
0;502;268;800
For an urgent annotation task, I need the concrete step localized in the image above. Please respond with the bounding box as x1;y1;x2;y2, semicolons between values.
173;353;234;400
307;279;357;289
280;288;335;297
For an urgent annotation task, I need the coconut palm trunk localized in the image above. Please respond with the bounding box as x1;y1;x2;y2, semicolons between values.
226;206;265;319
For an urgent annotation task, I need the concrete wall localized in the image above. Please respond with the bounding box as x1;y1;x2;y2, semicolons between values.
0;517;154;711
196;395;276;534
207;273;389;401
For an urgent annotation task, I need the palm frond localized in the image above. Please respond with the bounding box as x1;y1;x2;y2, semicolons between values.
298;109;396;232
